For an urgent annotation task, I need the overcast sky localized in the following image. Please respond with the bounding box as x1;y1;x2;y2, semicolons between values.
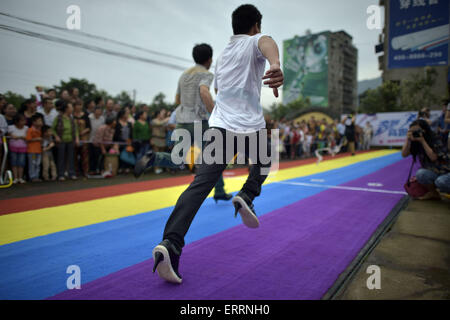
0;0;383;107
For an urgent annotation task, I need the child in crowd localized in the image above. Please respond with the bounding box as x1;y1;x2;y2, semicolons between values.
26;114;43;182
7;114;28;183
41;125;57;181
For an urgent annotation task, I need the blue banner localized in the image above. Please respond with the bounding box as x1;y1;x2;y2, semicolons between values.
388;0;449;69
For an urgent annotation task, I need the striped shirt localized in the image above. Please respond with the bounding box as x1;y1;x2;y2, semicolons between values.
175;64;213;124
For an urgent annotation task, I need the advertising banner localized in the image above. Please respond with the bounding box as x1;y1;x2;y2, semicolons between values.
346;111;441;146
283;32;329;106
388;0;449;69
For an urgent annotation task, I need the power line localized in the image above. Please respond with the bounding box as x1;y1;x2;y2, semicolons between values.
0;24;187;71
0;11;193;64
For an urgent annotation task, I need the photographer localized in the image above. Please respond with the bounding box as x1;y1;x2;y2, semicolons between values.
402;119;450;199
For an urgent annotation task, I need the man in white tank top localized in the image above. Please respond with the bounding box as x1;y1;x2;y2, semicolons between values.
152;4;284;284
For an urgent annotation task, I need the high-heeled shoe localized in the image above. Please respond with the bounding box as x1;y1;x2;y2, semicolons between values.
134;151;155;178
152;239;182;284
213;193;233;203
232;191;259;228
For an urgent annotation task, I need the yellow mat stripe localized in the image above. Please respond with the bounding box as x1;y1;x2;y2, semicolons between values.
0;150;398;245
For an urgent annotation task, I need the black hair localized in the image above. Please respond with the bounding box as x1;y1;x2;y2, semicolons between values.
42;97;52;105
19;98;35;114
94;106;102;112
409;119;434;161
135;111;143;120
232;4;262;35
94;96;103;105
31;113;42;124
42;125;51;134
46;88;56;94
192;44;213;65
105;116;115;125
60;101;72;114
116;107;127;121
13;113;25;125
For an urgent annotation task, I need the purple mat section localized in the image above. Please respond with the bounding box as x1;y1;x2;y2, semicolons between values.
49;157;411;300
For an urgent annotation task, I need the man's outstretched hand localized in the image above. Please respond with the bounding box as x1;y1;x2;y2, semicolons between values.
262;63;283;97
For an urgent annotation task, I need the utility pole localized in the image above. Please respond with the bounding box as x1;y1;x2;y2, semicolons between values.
132;89;136;106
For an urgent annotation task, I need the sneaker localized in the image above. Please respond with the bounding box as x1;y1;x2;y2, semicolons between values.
134;151;155;178
58;177;66;182
70;175;78;180
13;179;18;184
18;178;26;184
152;239;182;284
232;191;259;228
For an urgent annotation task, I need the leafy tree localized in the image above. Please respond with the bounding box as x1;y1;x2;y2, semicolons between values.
400;67;441;110
268;97;311;120
54;78;98;101
115;91;134;106
3;91;26;110
149;92;176;114
359;81;401;113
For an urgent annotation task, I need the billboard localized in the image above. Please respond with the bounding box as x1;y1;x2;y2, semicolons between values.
388;0;449;69
283;32;329;106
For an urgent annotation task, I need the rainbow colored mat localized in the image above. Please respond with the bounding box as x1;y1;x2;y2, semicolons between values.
0;150;410;299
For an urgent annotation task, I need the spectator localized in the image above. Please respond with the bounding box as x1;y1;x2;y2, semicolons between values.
37;97;58;127
151;109;169;174
133;111;151;161
73;100;91;177
85;99;96;114
114;107;133;173
69;87;80;101
402;119;450;199
46;89;57;102
7;114;28;184
26;114;43;182
88;106;105;174
363;121;373;150
437;100;450;150
104;99;117;119
93;116;118;172
60;89;71;103
52;102;79;181
3;103;17;125
113;102;122;114
19;98;37;127
344;114;356;156
418;107;432;126
41;125;57;181
0;94;6;111
95;96;105;109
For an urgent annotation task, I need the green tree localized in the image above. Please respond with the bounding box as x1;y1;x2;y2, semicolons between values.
359;81;401;113
400;67;441;110
54;78;98;101
149;92;176;114
115;91;133;106
3;91;26;110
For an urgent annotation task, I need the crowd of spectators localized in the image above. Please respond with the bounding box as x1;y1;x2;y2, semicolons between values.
0;89;175;184
266;114;374;160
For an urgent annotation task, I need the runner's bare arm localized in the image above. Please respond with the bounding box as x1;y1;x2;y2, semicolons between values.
258;36;283;98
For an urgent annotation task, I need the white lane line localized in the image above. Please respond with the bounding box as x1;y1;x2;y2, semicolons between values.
275;181;407;195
